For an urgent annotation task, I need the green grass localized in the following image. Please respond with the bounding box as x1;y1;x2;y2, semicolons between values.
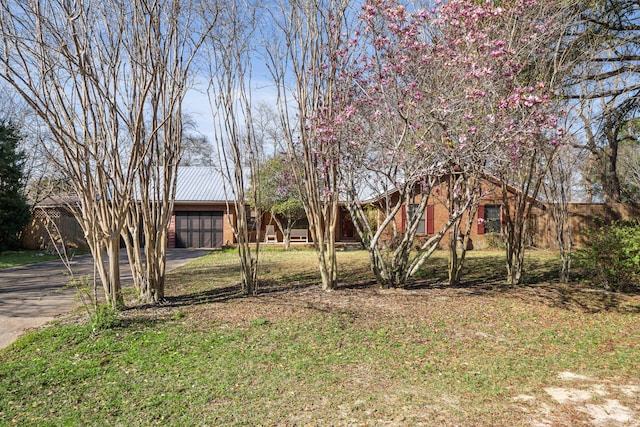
1;248;639;426
0;250;61;269
0;249;88;269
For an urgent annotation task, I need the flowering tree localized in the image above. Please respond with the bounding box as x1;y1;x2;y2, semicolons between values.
339;0;564;287
338;0;482;288
434;0;565;285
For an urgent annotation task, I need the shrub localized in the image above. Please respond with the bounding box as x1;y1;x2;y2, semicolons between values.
575;220;640;292
483;232;505;250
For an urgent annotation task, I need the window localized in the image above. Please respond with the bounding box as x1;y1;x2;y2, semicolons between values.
407;204;435;234
407;204;425;234
478;204;501;234
246;207;257;231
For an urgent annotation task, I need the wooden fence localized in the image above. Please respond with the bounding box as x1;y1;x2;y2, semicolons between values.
21;208;88;251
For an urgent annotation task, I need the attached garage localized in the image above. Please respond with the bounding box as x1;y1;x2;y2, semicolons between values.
168;167;234;249
174;211;224;248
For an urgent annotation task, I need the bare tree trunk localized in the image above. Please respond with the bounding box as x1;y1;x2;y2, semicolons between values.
270;215;291;250
504;212;526;286
209;0;260;295
122;208;146;298
264;0;350;291
346;171;473;289
104;237;123;308
500;146;556;285
447;173;481;286
544;144;576;283
0;0;212;308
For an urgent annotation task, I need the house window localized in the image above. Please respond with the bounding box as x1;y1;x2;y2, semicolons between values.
407;204;425;234
246;207;258;231
478;204;501;234
407;205;434;234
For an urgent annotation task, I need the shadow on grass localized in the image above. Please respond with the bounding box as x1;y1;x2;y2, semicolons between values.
164;285;244;307
128;249;639;318
405;281;639;314
383;252;640;314
114;315;167;330
157;273;323;309
544;284;640;314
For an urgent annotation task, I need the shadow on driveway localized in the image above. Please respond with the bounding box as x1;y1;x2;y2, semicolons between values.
0;249;210;349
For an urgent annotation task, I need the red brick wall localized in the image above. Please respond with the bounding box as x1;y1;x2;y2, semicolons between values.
371;178;541;250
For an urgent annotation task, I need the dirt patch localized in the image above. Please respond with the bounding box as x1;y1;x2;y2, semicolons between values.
515;372;640;426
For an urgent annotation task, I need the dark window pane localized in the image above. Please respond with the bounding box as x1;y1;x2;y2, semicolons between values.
485;205;501;234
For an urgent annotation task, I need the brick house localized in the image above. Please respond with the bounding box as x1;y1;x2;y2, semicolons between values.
23;167;638;251
365;174;547;250
23;167;238;250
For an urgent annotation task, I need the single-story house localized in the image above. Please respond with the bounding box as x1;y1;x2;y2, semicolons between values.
168;166;235;248
22;167;238;251
361;174;547;250
22;166;639;251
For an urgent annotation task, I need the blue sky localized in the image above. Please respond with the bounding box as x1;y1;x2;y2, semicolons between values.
184;61;279;144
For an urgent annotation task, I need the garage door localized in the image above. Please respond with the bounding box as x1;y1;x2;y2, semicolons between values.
175;211;224;248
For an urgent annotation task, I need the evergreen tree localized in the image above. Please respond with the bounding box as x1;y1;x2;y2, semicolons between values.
0;122;30;251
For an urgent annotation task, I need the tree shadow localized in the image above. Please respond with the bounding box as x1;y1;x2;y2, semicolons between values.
163;284;244;307
114;315;167;329
132;273;322;310
125;250;639;320
509;283;640;314
377;253;640;314
407;276;640;315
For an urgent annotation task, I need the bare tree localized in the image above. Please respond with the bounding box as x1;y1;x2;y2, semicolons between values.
0;94;67;206
0;0;212;307
179;114;217;167
253;102;286;159
618;127;640;201
569;77;640;203
497;146;558;285
121;1;213;305
543;143;579;283
207;0;261;295
263;0;352;291
561;0;640;203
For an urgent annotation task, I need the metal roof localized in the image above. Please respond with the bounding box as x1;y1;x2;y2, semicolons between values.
175;166;229;202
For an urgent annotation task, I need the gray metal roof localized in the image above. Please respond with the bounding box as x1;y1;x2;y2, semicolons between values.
175;166;229;202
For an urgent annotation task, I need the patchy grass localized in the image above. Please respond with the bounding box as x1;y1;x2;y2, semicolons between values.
0;249;87;269
0;250;60;269
1;248;639;426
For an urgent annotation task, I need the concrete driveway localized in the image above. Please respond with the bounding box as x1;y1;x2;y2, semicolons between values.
0;249;211;349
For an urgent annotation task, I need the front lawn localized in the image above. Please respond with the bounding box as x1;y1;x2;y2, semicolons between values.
1;249;638;426
0;250;60;269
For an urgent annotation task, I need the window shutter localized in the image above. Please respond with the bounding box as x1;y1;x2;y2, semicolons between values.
477;205;485;235
426;205;434;234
